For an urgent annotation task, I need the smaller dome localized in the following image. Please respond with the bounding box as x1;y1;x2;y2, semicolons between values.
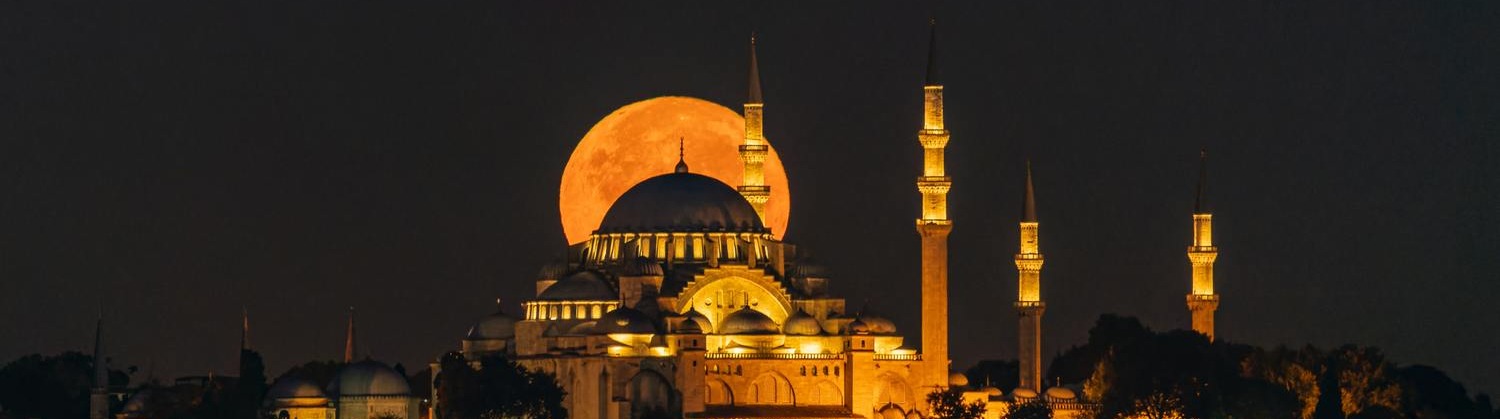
860;313;897;335
878;403;906;419
536;270;616;301
980;387;1003;397
720;307;779;335
783;309;824;336
622;257;664;276
680;309;711;333
596;306;658;334
327;359;411;397
268;377;327;400
948;372;970;387
465;303;517;341
1045;387;1076;400
844;318;870;335
1011;388;1039;399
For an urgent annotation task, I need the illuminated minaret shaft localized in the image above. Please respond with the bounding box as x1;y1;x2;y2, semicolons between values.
1014;162;1045;391
915;20;953;386
1187;151;1220;340
739;34;771;226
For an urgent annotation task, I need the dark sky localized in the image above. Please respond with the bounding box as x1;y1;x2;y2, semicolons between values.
2;0;1496;396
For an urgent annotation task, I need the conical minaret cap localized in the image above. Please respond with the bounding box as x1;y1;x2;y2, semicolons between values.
925;19;941;86
747;34;763;104
1022;160;1037;222
92;314;107;389
1195;149;1209;214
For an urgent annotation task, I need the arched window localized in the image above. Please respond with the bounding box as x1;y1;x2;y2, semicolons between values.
705;379;733;405
747;372;794;405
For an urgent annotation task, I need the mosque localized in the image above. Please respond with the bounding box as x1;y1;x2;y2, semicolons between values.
428;22;1223;419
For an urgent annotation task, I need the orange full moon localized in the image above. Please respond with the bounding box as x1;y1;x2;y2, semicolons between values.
559;96;791;245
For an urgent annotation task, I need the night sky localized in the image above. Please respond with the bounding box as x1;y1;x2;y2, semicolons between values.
2;0;1496;396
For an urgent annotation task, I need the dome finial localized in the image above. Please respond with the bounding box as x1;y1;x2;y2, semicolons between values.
674;138;689;173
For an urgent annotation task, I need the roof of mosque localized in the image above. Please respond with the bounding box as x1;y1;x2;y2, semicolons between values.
326;359;410;397
536;270;616;301
595;306;658;335
465;305;518;341
720;307;779;335
266;377;328;401
597;172;764;234
783;309;824;336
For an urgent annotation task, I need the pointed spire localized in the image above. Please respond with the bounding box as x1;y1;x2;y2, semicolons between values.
747;33;763;104
674;138;689;173
1022;160;1037;222
92;310;107;389
1195;149;1209;214
925;18;941;86
343;307;357;363
240;307;250;351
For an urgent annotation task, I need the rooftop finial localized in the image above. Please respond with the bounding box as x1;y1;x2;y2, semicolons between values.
675;138;690;173
748;33;763;104
1195;149;1209;214
925;18;940;86
1022;160;1037;222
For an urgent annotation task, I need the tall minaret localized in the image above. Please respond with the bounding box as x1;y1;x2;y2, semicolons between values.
1187;150;1220;341
738;34;771;227
915;19;953;386
343;307;357;362
1014;162;1045;391
238;307;251;369
90;314;109;419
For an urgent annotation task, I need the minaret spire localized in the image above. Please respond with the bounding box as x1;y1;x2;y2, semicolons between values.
240;306;250;351
1014;161;1046;391
915;16;954;390
343;307;357;362
675;138;689;173
738;33;772;227
89;309;109;419
1187;149;1221;340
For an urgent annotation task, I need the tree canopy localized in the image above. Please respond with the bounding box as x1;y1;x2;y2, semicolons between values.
436;352;567;419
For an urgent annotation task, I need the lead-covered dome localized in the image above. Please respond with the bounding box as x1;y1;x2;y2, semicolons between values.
783;309;824;336
595;306;658;334
327;359;410;397
466;306;518;341
720;307;779;335
597;172;765;233
266;377;329;408
537;270;616;301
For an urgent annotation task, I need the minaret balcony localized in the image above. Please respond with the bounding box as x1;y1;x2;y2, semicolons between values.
916;177;951;194
918;132;949;148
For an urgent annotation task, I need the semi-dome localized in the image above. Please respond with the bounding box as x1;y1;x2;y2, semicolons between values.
622;257;665;276
327;359;411;397
720;307;778;335
466;305;518;341
981;387;1003;397
597;172;765;233
783;309;824;335
537;270;616;301
596;306;658;334
1045;387;1077;400
1011;388;1039;399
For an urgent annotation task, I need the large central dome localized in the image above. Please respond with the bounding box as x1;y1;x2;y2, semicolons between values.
597;172;765;234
